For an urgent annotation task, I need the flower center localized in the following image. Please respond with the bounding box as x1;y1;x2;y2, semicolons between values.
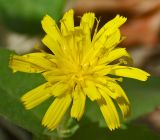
69;63;92;84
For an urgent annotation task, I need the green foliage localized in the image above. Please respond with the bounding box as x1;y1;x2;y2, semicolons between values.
0;48;160;139
0;48;49;139
122;77;160;121
0;0;66;34
67;123;160;140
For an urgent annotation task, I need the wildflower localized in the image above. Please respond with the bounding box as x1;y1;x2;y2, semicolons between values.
9;9;150;131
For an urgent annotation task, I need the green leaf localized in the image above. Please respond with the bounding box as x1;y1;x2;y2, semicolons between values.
0;0;66;34
0;48;51;139
122;77;160;121
66;122;160;140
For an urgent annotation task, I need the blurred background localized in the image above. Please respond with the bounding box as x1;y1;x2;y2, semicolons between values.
0;0;160;140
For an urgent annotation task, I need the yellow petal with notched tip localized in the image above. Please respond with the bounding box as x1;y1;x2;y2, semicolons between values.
41;15;62;43
42;94;72;130
99;48;130;65
71;86;86;120
10;57;43;73
80;12;95;54
94;15;127;41
10;53;55;73
109;65;150;81
99;88;120;129
97;97;119;131
80;12;95;32
61;9;74;36
21;82;52;109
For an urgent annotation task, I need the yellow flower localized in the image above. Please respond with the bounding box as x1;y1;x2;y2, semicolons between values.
9;9;150;131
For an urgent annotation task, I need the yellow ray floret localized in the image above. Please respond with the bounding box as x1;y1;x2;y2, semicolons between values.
60;9;74;36
9;9;150;131
21;82;52;109
42;94;72;130
71;85;86;121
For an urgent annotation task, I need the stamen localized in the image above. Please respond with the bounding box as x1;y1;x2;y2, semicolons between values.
92;17;100;41
115;59;128;66
119;59;128;65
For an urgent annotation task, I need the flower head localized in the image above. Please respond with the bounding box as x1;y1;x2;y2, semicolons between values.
9;9;150;131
